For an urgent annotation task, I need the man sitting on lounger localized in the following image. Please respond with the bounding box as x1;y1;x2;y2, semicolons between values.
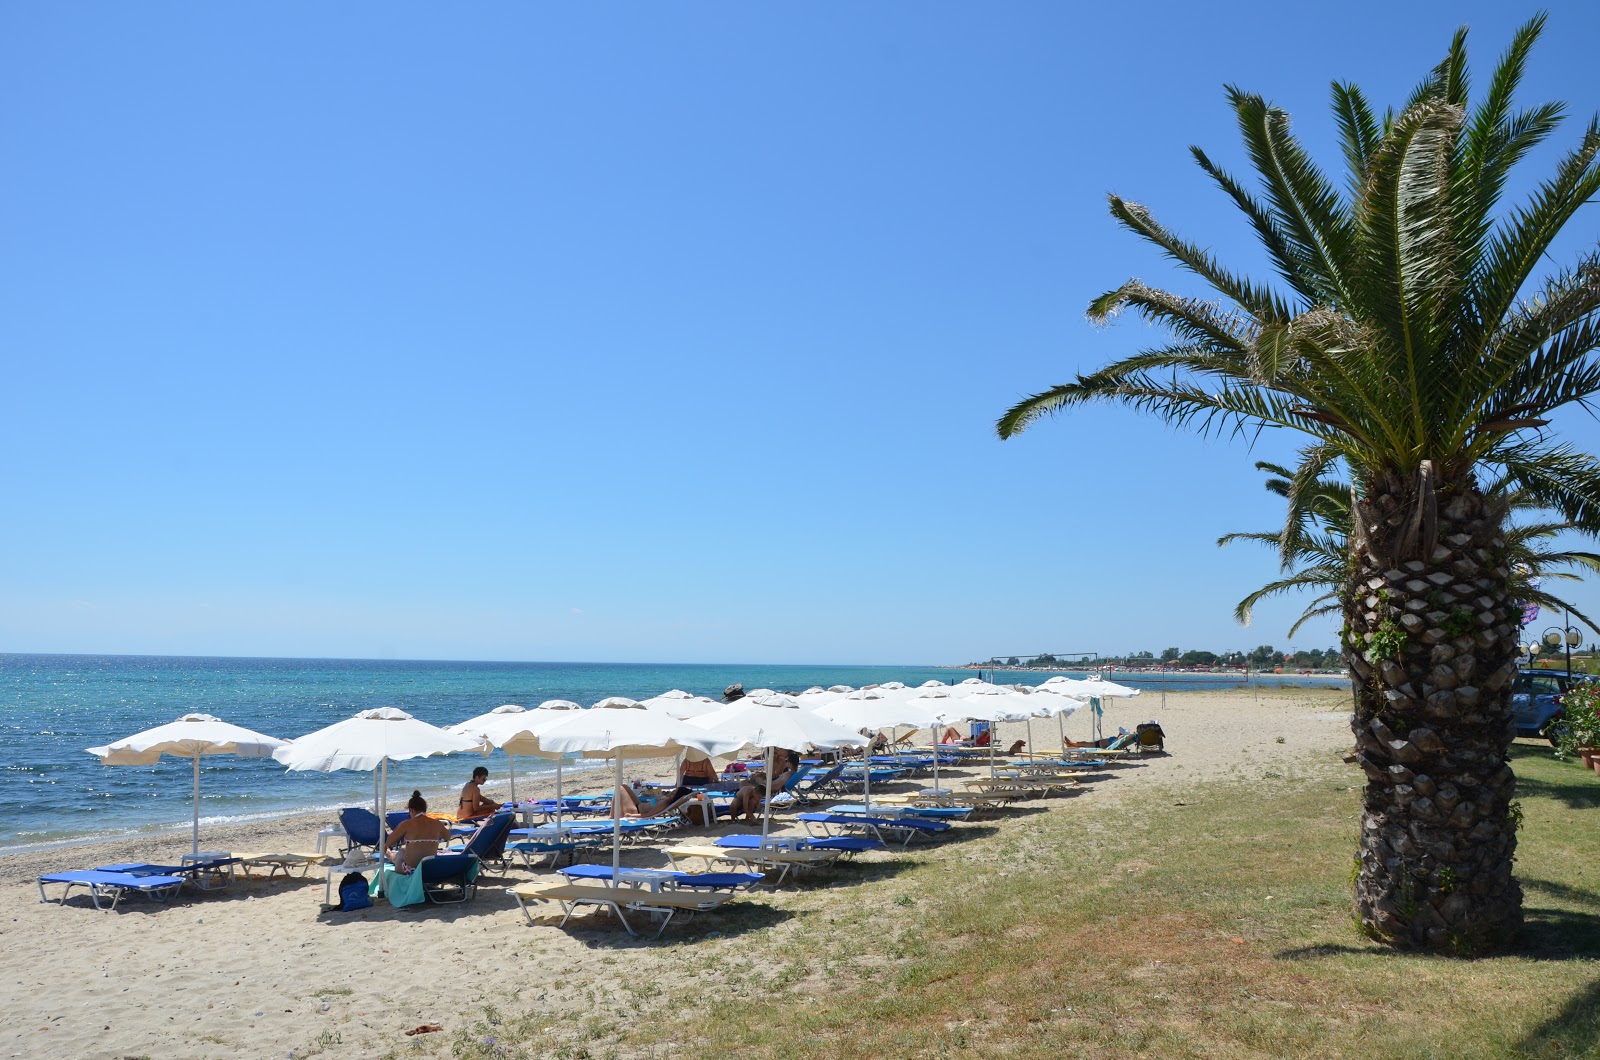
386;791;453;873
726;751;798;822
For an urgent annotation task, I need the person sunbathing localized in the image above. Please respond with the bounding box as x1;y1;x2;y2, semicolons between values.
457;766;505;821
615;784;704;819
385;791;452;873
940;726;966;744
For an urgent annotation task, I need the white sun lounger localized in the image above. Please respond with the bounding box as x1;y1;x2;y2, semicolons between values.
506;882;732;938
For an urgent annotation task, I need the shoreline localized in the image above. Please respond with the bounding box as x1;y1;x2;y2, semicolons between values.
0;755;630;877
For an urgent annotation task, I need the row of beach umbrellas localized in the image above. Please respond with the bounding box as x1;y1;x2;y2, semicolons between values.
84;676;1141;872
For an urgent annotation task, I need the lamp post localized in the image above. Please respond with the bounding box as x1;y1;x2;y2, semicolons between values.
1542;622;1582;678
1527;641;1542;669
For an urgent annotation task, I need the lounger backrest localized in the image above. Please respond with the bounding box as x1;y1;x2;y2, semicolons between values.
798;762;844;790
339;807;381;848
386;810;411;830
777;762;815;794
463;812;515;861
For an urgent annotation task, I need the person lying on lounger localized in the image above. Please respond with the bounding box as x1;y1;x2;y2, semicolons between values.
615;784;705;819
386;791;453;873
940;726;966;744
457;766;505;821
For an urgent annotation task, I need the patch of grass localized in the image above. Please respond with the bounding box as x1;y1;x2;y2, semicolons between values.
450;741;1600;1058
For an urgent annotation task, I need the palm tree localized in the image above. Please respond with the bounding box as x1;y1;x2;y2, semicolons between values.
1222;461;1600;639
997;17;1600;951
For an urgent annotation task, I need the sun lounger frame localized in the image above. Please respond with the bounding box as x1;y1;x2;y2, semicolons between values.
506;882;731;938
38;870;187;911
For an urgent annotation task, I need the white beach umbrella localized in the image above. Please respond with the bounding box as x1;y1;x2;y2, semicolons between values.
906;687;967;794
1038;677;1142;740
816;690;948;808
450;702;585;803
1031;688;1088;751
537;700;743;877
690;694;865;842
639;693;723;719
87;713;287;856
274;707;488;861
946;677;1005;697
957;687;1038;777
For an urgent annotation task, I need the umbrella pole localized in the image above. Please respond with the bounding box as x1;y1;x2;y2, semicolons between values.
931;723;940;795
379;757;391;868
612;757;623;881
1026;717;1035;761
508;754;517;804
1058;711;1066;752
864;741;872;812
555;760;564;826
761;746;774;845
192;754;201;857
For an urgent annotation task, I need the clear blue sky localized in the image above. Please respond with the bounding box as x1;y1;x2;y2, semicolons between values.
5;2;1600;665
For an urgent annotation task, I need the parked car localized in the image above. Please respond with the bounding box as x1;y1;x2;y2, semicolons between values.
1510;669;1588;742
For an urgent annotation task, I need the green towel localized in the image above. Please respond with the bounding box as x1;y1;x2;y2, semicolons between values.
373;858;479;908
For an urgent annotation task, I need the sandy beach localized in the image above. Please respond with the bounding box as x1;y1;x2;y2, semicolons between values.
0;686;1354;1059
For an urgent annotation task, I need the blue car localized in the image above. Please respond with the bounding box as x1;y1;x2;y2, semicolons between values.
1510;669;1586;742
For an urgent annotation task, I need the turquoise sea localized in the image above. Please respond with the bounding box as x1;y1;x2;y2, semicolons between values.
0;653;1346;853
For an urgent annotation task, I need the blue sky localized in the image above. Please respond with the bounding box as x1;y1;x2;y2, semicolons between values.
5;2;1600;665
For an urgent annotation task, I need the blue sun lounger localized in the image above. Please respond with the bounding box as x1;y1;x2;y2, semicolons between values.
714;832;886;858
98;856;242;890
38;869;188;911
797;811;951;848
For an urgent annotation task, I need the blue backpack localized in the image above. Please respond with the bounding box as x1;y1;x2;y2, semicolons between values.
337;872;371;911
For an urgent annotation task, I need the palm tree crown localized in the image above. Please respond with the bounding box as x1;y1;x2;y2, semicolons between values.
998;14;1600;547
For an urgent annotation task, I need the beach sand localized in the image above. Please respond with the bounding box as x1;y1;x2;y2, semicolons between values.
0;686;1354;1059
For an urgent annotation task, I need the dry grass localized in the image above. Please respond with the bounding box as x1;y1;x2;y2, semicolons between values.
444;741;1600;1060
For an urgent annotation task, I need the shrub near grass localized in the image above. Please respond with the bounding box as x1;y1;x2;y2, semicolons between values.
451;745;1600;1060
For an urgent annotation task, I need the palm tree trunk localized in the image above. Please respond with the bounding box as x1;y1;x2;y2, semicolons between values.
1346;468;1523;951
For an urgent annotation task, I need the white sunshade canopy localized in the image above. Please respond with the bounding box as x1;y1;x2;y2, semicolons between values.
955;686;1040;722
88;713;285;766
274;707;487;773
535;699;747;876
815;689;950;730
536;700;743;760
87;713;289;856
449;703;581;757
690;694;866;753
639;692;724;719
1038;676;1143;699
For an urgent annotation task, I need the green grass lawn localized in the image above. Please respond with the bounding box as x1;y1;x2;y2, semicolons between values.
446;744;1600;1060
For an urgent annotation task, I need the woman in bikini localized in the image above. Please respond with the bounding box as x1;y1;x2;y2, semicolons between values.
457;766;504;821
385;791;452;873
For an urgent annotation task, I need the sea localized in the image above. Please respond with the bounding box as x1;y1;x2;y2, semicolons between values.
0;653;1347;854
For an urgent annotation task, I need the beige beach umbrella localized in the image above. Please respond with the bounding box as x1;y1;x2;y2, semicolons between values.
87;713;287;857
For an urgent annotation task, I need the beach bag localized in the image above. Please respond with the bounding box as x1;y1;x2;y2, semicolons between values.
337;872;371;911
